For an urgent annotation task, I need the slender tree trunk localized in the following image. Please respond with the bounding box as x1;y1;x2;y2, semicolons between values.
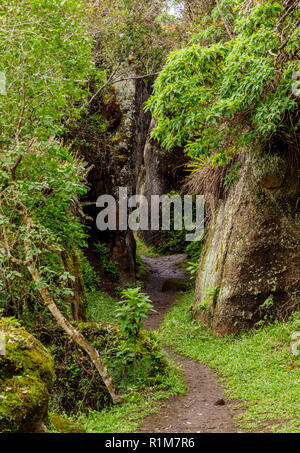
24;217;122;404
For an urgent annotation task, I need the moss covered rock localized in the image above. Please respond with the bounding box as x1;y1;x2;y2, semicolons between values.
48;413;85;433
0;317;54;433
194;152;300;335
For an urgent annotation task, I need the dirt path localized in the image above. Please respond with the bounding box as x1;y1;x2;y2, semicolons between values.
137;255;237;434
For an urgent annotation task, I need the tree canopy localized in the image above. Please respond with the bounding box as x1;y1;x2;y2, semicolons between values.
147;0;300;169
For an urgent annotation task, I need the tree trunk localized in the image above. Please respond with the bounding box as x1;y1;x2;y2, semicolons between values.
24;218;122;404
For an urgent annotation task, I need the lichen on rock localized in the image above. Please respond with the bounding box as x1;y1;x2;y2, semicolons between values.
252;153;287;189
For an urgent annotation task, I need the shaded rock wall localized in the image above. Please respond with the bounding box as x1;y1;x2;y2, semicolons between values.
193;152;300;336
77;70;152;282
79;70;186;278
137;119;187;246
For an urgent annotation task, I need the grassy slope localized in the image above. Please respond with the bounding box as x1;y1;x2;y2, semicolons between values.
159;292;300;433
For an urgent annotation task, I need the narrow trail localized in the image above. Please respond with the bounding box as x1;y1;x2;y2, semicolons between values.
137;255;237;434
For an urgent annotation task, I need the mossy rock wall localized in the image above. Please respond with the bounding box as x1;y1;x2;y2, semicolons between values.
194;153;300;335
0;317;54;433
73;65;153;283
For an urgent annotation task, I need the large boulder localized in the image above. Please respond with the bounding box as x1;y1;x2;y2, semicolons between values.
0;317;54;433
193;152;300;335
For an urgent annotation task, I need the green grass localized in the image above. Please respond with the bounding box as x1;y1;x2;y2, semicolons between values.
85;291;119;324
135;254;148;281
82;287;187;433
159;291;300;433
77;363;186;433
135;235;162;258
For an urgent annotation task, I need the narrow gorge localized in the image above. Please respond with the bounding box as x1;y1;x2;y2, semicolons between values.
0;0;299;435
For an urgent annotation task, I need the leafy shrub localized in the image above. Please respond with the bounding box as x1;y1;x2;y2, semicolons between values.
147;1;300;167
117;288;155;385
94;242;119;280
77;250;99;292
39;322;168;414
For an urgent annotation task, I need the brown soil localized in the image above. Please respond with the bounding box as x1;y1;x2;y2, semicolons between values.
136;254;238;433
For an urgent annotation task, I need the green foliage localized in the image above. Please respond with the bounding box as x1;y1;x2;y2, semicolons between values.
223;162;241;188
77;250;99;292
185;240;204;260
94;242;119;280
86;291;119;324
185;240;204;277
86;286;167;394
160;292;300;433
199;286;220;310
75;286;185;433
0;316;54;433
117;287;155;385
46;321;171;415
87;0;183;74
147;0;300;165
156;229;188;255
186;260;198;278
261;297;274;310
0;0;104;316
154;192;203;255
255;296;276;327
77;362;185;433
102;260;119;280
47;413;85;433
94;242;110;257
135;236;162;258
117;288;154;341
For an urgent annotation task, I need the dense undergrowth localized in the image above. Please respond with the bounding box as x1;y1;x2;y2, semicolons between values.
77;365;185;433
159;291;300;433
71;282;186;433
0;0;299;434
148;0;300;168
39;257;185;430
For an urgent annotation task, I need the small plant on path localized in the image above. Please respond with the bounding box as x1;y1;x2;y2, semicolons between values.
116;287;155;386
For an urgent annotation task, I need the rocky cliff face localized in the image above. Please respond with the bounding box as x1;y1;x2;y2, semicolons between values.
137;119;187;246
193;152;300;336
74;69;152;282
76;68;186;279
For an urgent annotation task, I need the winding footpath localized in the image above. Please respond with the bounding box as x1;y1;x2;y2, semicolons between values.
137;255;237;434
